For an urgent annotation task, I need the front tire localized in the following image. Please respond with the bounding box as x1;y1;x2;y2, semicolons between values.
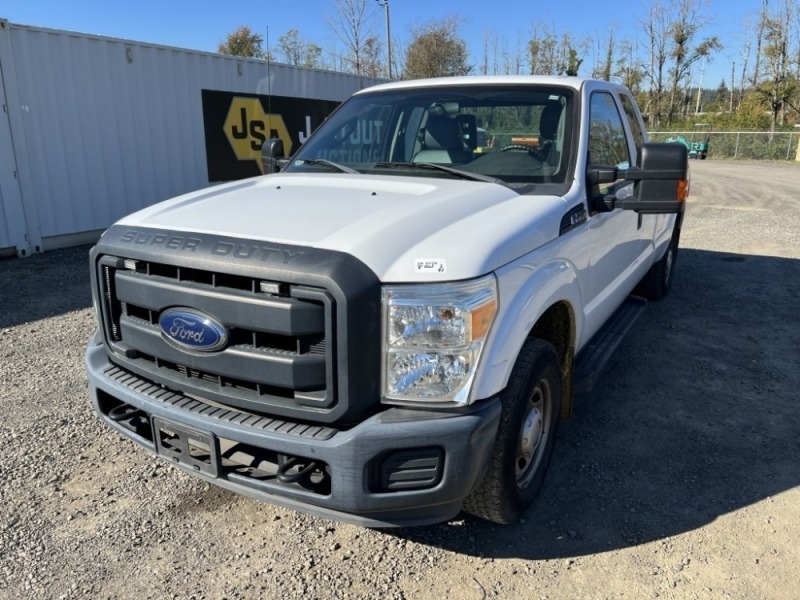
464;338;562;524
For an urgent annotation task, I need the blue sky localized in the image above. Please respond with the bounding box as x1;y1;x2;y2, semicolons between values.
4;0;756;87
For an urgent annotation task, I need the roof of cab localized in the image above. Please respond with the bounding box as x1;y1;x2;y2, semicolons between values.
354;75;597;95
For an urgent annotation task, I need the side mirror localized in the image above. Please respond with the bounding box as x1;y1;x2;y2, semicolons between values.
588;143;689;213
626;143;689;213
261;138;285;174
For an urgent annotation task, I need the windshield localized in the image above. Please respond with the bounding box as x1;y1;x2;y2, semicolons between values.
284;85;575;189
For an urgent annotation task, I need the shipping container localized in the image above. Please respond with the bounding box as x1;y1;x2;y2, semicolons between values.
0;20;383;257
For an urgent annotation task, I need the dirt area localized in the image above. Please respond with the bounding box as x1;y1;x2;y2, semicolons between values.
1;160;798;600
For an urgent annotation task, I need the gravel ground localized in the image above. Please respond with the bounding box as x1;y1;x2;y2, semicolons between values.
1;160;799;600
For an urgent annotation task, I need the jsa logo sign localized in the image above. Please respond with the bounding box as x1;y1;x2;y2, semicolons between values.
202;89;339;181
223;97;293;161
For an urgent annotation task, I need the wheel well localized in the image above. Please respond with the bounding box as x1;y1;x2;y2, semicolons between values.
529;301;576;421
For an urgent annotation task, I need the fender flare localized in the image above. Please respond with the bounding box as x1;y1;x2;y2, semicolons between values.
473;258;583;406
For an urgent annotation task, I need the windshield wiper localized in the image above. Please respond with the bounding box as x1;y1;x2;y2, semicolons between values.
374;162;505;185
294;158;360;174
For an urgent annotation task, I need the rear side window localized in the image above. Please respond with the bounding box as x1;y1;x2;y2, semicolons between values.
619;94;645;150
588;92;630;168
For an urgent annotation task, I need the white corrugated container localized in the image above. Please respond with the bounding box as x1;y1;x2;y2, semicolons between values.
0;20;382;257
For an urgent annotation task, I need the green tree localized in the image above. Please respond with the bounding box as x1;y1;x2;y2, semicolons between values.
617;39;646;94
404;18;471;79
565;45;583;76
360;36;384;77
711;79;729;107
528;27;582;76
528;27;558;75
276;29;322;68
218;25;265;58
596;32;615;81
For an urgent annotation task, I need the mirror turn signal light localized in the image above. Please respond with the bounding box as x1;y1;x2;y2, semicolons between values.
677;179;690;201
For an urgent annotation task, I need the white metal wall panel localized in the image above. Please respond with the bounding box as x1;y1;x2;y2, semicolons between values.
0;184;12;252
0;21;382;253
0;58;16;252
0;114;15;251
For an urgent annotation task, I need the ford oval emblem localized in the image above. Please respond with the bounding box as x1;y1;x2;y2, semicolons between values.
158;308;228;352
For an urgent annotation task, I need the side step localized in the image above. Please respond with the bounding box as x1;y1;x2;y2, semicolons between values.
573;295;647;395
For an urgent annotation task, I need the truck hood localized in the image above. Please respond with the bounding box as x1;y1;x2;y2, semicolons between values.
115;173;568;281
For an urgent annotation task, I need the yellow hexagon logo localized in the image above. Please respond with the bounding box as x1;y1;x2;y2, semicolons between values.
223;97;293;162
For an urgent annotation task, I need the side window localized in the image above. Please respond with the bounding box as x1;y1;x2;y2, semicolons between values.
588;92;630;167
619;94;645;153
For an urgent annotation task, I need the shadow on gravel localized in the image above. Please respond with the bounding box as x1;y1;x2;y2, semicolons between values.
391;248;800;560
0;245;94;329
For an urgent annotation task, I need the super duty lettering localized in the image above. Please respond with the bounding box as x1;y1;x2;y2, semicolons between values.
86;77;688;527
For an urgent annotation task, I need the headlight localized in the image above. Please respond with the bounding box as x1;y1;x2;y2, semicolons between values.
382;275;497;405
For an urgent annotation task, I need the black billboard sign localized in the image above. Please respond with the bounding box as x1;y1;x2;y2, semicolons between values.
201;89;341;182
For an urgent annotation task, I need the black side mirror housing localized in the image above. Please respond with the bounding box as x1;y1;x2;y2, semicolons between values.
588;143;689;213
262;138;286;174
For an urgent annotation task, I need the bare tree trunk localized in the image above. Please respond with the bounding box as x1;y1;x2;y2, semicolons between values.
482;29;490;75
643;0;669;126
738;30;752;102
761;0;796;133
751;0;769;87
327;0;377;75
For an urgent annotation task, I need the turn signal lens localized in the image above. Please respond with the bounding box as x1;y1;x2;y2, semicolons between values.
677;178;690;201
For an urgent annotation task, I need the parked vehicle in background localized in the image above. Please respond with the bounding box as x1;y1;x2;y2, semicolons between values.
666;123;711;159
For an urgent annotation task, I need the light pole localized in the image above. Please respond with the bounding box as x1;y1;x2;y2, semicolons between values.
375;0;392;79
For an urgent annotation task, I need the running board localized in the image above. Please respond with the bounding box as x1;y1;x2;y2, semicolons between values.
573;296;647;395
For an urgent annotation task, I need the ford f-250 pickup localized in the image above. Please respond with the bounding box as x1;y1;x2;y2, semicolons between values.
85;76;688;526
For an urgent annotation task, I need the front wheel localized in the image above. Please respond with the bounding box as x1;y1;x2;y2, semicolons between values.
463;338;562;524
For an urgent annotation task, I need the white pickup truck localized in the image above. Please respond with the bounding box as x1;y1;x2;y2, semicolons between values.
85;76;688;527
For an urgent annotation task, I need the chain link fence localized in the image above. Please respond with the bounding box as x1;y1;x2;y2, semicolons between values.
649;131;800;161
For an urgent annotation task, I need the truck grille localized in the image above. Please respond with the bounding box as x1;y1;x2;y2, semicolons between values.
96;255;336;419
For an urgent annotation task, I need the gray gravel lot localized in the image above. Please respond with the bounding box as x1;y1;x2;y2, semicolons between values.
1;160;799;600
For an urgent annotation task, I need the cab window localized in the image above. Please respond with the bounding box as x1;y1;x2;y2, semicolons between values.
588;92;630;167
619;94;645;151
589;92;631;195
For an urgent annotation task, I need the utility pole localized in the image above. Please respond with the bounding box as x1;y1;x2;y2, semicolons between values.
375;0;392;79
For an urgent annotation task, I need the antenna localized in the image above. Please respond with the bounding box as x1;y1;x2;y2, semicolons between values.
266;25;272;136
258;25;275;175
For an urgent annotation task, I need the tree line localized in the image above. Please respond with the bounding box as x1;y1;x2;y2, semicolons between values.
217;0;799;131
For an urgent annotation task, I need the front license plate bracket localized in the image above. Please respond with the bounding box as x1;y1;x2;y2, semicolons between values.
152;417;220;477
